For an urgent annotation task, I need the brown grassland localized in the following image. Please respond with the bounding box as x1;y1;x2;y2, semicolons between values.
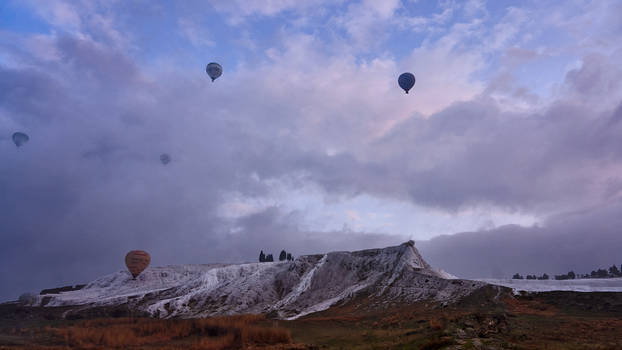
1;287;622;349
0;314;295;350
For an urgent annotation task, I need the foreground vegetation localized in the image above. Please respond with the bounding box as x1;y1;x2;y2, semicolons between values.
0;314;295;350
2;287;622;349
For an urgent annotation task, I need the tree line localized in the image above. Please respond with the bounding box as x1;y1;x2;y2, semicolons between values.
258;250;293;263
512;264;622;280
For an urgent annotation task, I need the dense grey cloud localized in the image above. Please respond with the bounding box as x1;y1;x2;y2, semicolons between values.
2;34;622;300
417;199;622;279
297;99;622;215
2;2;622;302
0;35;402;300
371;98;622;211
0;37;251;299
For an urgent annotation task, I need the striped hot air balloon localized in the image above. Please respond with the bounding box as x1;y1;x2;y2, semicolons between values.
125;250;150;279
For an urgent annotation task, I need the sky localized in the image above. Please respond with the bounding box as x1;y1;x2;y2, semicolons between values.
1;0;622;301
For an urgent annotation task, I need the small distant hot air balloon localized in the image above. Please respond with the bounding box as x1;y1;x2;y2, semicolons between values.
12;132;29;147
398;72;416;94
160;153;171;165
206;62;222;82
125;250;150;279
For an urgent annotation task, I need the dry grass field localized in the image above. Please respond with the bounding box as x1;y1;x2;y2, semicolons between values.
2;288;622;349
0;314;296;350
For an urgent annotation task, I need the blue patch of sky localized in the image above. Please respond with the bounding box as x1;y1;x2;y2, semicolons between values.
126;4;334;73
0;1;51;34
381;1;453;61
449;1;582;98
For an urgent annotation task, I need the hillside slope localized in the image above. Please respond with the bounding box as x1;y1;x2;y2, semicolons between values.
28;241;485;320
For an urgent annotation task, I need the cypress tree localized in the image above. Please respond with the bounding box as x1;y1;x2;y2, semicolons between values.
266;254;274;262
259;250;265;262
279;250;287;261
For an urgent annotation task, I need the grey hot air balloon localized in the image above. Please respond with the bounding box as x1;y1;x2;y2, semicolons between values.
398;72;416;94
12;132;29;147
160;153;171;165
206;62;222;82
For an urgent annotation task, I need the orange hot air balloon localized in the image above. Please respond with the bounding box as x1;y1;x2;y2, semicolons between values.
125;250;150;279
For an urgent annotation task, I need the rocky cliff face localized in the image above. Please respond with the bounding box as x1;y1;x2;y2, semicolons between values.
29;241;486;319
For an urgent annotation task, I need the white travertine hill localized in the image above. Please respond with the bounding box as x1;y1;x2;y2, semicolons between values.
29;241;484;319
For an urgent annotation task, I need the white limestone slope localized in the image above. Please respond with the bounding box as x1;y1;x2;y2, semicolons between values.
29;241;484;319
479;278;622;292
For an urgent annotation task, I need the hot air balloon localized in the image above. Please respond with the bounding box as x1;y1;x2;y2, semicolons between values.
12;132;29;147
206;62;222;82
125;250;150;279
398;72;416;94
160;153;171;165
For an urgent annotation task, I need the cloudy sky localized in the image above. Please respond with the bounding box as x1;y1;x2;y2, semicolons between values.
2;0;622;300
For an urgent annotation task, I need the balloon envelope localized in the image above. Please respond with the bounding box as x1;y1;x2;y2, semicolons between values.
160;153;171;165
12;132;29;147
206;62;222;82
125;250;150;279
398;72;416;94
